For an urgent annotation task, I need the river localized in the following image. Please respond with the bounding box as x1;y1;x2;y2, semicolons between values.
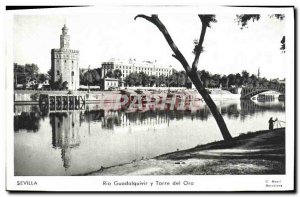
14;98;285;176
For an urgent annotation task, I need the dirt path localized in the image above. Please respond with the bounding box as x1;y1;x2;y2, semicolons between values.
84;128;285;176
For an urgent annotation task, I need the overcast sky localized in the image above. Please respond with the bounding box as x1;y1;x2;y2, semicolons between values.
13;12;287;79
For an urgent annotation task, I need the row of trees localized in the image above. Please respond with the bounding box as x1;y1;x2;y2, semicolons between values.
197;70;280;89
14;63;70;90
124;69;284;90
14;62;284;90
14;63;50;89
14;63;44;84
79;68;122;86
123;70;187;87
79;68;101;86
78;65;284;89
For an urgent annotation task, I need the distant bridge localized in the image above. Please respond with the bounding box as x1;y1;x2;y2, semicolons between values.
240;87;285;99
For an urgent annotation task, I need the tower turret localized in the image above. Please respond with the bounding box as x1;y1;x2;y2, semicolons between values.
51;24;80;90
60;24;70;49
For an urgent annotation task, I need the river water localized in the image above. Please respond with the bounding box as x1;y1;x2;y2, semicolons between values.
14;98;285;176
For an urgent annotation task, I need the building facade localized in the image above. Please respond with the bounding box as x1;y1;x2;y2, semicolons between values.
101;78;119;90
51;24;80;90
101;59;173;80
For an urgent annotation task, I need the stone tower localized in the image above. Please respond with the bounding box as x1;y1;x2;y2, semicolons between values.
51;24;79;90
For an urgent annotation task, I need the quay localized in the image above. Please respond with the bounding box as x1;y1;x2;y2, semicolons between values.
39;93;86;112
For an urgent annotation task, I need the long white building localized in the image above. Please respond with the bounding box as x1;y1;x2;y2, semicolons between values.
101;58;173;80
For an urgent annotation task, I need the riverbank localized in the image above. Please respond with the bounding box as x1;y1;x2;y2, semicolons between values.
85;128;285;175
14;88;241;104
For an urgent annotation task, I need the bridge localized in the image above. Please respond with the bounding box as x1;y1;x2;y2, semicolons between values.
240;87;285;100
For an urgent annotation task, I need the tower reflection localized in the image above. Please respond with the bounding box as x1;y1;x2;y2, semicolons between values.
50;112;81;170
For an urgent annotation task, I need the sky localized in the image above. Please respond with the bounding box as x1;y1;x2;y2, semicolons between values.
13;11;287;79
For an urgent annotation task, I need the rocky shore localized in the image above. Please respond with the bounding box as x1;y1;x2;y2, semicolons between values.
84;128;285;176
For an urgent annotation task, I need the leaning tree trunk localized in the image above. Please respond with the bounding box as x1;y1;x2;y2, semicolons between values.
135;14;232;141
189;71;232;140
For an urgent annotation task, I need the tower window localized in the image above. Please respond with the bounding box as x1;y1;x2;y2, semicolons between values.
71;71;74;76
72;61;74;64
57;70;60;76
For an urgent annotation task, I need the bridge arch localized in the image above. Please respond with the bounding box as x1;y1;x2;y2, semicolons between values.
240;87;284;99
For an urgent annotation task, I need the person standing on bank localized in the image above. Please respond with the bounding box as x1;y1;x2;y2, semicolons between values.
269;117;277;130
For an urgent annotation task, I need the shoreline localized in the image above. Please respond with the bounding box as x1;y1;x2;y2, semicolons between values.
83;128;285;176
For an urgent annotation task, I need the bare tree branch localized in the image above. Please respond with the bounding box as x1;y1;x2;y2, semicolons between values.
134;14;192;74
191;15;208;72
134;14;232;141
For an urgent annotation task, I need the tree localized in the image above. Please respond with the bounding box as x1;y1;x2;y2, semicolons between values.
124;72;141;86
51;78;63;90
139;72;150;86
227;74;236;87
235;73;243;87
85;71;94;86
105;70;114;78
157;74;167;87
236;14;285;53
113;69;123;87
135;14;232;140
90;70;101;85
24;63;39;80
220;75;228;88
37;73;48;83
14;63;40;86
280;36;285;53
47;69;53;83
235;14;260;29
14;63;27;85
79;69;86;85
211;74;221;87
62;81;68;90
249;74;258;87
113;69;122;79
178;71;187;87
242;70;250;85
197;70;210;87
149;75;157;87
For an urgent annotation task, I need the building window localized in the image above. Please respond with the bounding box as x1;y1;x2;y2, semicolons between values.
71;71;74;76
57;70;60;76
64;60;67;63
72;60;74;64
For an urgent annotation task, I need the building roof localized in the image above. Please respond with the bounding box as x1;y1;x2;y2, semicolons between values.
103;58;173;69
104;77;119;81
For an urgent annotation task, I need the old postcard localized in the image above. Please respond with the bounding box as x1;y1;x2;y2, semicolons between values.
5;5;295;192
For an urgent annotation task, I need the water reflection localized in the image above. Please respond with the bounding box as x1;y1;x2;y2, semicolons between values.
14;105;47;132
14;100;285;133
50;112;81;169
14;99;285;175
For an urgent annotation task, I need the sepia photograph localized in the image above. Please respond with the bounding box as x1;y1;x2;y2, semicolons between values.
5;4;295;192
